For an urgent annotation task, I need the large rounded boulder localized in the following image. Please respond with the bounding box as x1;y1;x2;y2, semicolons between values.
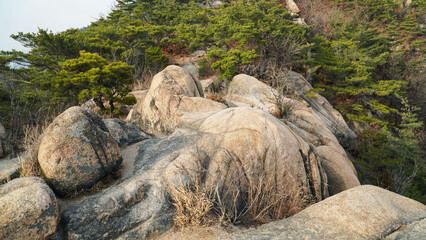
227;185;426;240
163;107;330;203
225;74;279;112
225;74;360;195
38;106;122;196
138;65;227;134
0;177;59;240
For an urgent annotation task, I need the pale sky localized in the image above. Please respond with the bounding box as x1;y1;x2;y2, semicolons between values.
0;0;117;52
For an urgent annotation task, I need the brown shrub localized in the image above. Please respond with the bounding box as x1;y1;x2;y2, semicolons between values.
206;94;229;107
295;0;365;37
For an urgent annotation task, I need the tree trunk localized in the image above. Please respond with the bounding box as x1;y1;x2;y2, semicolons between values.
94;98;106;112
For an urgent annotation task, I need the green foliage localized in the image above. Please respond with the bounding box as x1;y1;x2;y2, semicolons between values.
209;48;258;81
57;51;136;113
197;58;214;78
356;97;424;202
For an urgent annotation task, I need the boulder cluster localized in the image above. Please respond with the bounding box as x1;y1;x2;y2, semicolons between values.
0;65;424;240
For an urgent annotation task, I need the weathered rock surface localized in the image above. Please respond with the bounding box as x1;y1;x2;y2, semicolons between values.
183;61;199;78
192;107;329;200
200;1;223;9
385;218;426;240
292;17;307;26
103;119;151;147
129;90;148;102
225;74;359;195
0;177;59;240
80;99;98;112
200;76;219;95
58;105;335;239
58;133;193;240
225;185;426;240
285;0;300;15
138;65;227;134
225;74;279;113
38;106;122;196
0;157;20;184
283;70;357;148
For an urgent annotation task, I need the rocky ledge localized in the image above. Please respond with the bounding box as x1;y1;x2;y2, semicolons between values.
0;65;424;240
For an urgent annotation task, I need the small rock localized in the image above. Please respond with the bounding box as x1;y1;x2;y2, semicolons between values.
292;18;307;26
0;157;20;184
191;50;206;58
80;98;100;112
183;61;199;78
38;106;122;196
285;0;300;15
211;1;223;9
103;119;151;147
0;177;59;240
129;90;148;102
200;77;217;94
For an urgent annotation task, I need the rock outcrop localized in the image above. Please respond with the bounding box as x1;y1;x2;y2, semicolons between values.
103;118;151;147
225;74;279;113
194;107;329;200
385;218;426;240
285;0;300;15
282;70;357;148
14;65;364;239
226;185;426;240
38;107;122;196
225;74;359;195
60;116;328;240
0;157;20;184
138;65;227;134
0;177;59;240
58;133;188;240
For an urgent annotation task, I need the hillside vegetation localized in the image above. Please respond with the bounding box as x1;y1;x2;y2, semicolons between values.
0;0;424;202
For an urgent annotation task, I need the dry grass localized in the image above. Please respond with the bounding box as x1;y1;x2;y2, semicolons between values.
244;176;310;223
133;70;157;90
295;0;365;37
170;171;312;229
170;182;214;229
18;122;48;178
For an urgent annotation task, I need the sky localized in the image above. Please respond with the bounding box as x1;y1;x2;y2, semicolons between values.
0;0;117;52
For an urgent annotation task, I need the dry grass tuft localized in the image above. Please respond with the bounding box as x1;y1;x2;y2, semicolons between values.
18;122;48;178
170;171;313;229
170;182;214;229
244;176;310;223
